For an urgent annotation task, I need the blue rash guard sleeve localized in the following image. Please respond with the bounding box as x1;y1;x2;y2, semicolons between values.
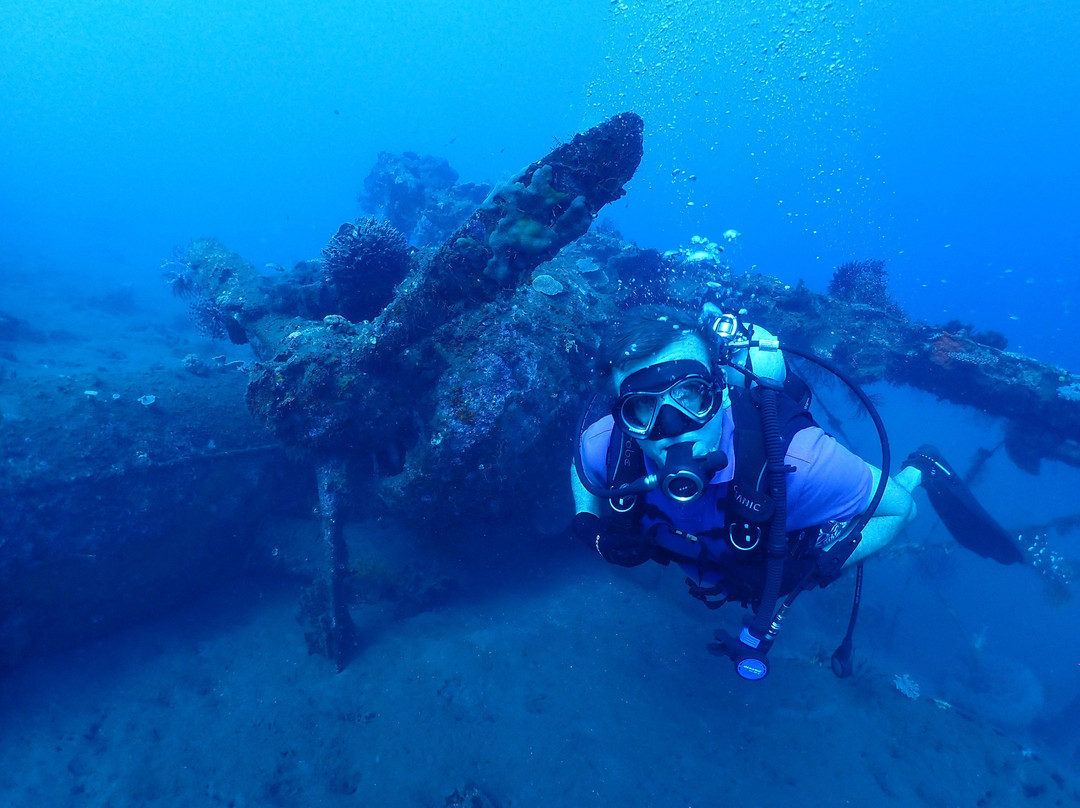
783;426;874;531
579;415;616;489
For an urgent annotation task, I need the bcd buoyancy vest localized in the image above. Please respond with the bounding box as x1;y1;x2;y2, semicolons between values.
602;380;855;609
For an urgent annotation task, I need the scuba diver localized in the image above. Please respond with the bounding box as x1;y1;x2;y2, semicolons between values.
571;304;1024;680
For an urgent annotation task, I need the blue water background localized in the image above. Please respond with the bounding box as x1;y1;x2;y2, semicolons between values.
2;0;1079;792
3;0;1078;368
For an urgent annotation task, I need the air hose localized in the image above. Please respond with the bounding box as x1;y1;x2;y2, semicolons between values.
759;340;891;679
747;386;788;642
777;342;891;538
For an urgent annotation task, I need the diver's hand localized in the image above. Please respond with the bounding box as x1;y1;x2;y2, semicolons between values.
573;512;655;567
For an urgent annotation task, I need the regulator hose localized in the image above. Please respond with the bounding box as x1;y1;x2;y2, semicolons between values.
746;384;790;644
777;342;891;538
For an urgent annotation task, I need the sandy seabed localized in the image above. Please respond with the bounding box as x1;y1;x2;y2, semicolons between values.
1;531;1076;808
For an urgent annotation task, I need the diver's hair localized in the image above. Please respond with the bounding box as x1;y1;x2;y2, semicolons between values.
598;305;718;388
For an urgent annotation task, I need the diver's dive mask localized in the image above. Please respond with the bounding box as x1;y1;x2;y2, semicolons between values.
614;360;721;440
613;359;728;503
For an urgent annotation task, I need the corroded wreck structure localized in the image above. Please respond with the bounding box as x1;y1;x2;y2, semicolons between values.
2;111;1078;671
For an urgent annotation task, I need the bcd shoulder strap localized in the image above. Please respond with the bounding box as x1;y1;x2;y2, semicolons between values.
604;424;646;527
725;386;817;542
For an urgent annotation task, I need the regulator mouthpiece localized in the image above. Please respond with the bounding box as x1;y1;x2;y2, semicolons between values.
659;442;727;503
711;312;740;340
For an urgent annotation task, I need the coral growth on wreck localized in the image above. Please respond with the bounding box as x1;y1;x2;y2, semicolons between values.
359;151;490;246
321;217;410;323
929;332;966;369
828;258;902;315
482;164;593;286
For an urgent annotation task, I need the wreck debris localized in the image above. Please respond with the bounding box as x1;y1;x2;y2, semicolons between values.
170;117;1080;524
171;112;646;667
708;268;1080;472
359;151;489;246
315;459;356;672
369;110;645;355
0;358;305;672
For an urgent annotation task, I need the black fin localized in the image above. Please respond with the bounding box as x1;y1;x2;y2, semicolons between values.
903;446;1025;565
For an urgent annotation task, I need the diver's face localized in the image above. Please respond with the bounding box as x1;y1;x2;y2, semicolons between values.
612;336;725;467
